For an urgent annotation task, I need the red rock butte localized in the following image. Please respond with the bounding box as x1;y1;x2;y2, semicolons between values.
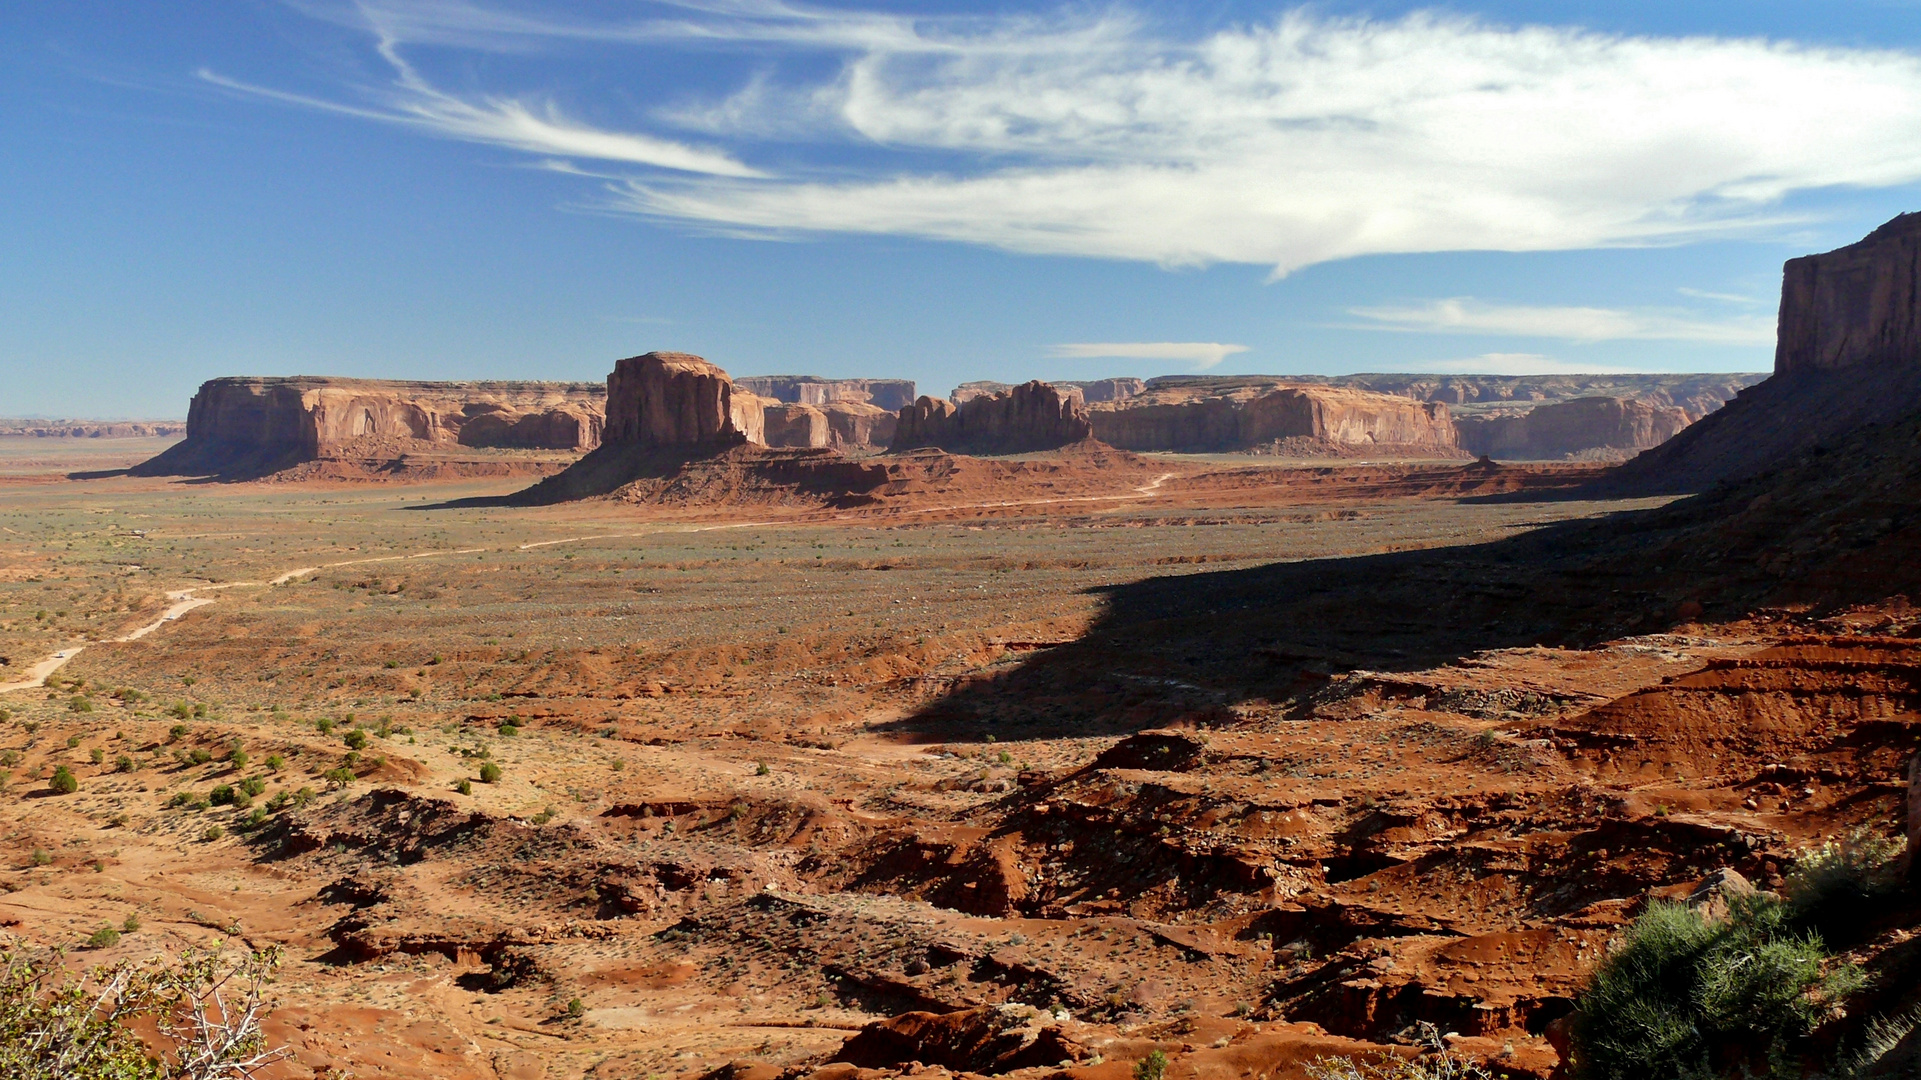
890;381;1095;455
129;376;604;478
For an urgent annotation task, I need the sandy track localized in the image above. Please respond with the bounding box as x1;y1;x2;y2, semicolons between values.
1;547;490;694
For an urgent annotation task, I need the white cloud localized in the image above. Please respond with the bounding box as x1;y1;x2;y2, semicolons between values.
1049;342;1249;369
253;3;1921;273
1345;298;1776;344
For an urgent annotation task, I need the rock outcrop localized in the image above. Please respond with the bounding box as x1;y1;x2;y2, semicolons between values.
131;377;603;477
1089;383;1459;454
890;381;1094;455
605;352;753;448
1456;396;1692;460
734;376;917;413
1777;212;1921;373
1617;212;1921;491
761;400;898;449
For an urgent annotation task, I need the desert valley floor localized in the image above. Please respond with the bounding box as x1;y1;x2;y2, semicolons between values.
0;434;1915;1079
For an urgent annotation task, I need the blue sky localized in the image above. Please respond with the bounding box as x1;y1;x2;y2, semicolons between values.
5;2;1921;418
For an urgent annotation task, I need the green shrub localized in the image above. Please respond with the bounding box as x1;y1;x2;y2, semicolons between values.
1784;831;1908;945
86;927;120;950
1569;896;1860;1080
114;755;134;773
497;721;518;737
1134;1049;1169;1080
167;701;192;720
166;723;188;741
342;729;367;750
238;776;266;798
315;717;335;734
565;997;585;1019
264;753;284;772
208;784;236;806
48;766;78;795
188;748;212;765
322;767;355;790
456;779;472;795
89;748;104;765
121;914;140;934
228;749;248;771
201;825;224;843
68;697;92;713
66;735;83;749
28;849;51;867
478;761;502;784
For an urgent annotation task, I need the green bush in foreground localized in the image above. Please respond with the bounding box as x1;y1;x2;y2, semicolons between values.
0;945;284;1079
1569;895;1861;1080
48;766;78;795
478;761;502;784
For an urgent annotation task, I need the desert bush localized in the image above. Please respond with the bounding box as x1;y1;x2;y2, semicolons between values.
116;755;136;773
90;748;105;765
227;749;247;771
67;735;83;749
69;697;92;713
123;914;141;934
1134;1049;1169;1080
262;754;283;772
1784;830;1908;944
0;944;285;1079
322;767;354;790
201;825;224;843
237;777;265;798
188;749;212;765
478;761;503;784
168;701;192;720
314;718;334;735
167;724;189;742
565;997;584;1019
455;779;472;795
1568;896;1860;1080
49;766;78;795
29;849;51;867
88;926;121;950
208;785;236;807
342;729;367;751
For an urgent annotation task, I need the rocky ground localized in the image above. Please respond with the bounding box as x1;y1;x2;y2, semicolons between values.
0;436;1915;1079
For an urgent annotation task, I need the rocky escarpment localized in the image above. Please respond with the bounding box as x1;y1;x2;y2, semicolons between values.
1618;212;1921;491
1089;383;1460;455
130;377;604;478
0;418;186;438
604;352;754;448
952;378;1144;405
1456;396;1692;461
890;382;1094;455
735;376;917;413
762;402;898;450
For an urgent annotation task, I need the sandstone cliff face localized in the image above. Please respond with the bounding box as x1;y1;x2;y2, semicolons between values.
757;396;898;449
735;376;917;413
1777;212;1921;373
1089;384;1457;453
890;382;1094;455
133;377;604;477
1456;396;1691;460
604;352;750;448
1617;212;1921;492
1072;378;1145;404
763;403;830;449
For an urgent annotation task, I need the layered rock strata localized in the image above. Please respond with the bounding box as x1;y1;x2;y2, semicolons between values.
735;376;917;413
605;352;752;448
1089;384;1458;454
1455;396;1692;460
890;381;1094;455
1777;211;1921;373
131;377;604;477
761;401;898;449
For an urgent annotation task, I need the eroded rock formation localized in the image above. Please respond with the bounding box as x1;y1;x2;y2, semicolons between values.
1619;211;1921;491
604;352;753;449
1089;383;1459;454
735;376;917;413
1456;396;1692;460
131;377;604;477
761;400;898;449
1777;211;1921;373
0;419;186;439
890;381;1094;455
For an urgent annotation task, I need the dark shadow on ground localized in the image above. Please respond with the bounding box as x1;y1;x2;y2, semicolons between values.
879;402;1921;744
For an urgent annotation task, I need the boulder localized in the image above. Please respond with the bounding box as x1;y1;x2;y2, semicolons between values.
734;376;917;412
832;1006;1086;1073
1455;396;1693;460
604;352;750;448
890;381;1094;455
131;376;605;477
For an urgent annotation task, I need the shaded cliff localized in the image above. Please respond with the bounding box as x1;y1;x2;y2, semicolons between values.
890;382;1094;455
1617;212;1921;492
130;377;603;479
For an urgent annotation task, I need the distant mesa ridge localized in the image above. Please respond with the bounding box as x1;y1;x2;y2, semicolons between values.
735;375;917;412
128;375;605;478
890;381;1096;455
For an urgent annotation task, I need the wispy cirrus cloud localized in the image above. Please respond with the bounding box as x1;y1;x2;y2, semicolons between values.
1049;342;1249;370
1345;298;1776;344
221;2;1921;274
1415;353;1650;376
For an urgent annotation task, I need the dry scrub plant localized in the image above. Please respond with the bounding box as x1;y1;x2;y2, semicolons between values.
0;945;285;1079
1305;1024;1493;1080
